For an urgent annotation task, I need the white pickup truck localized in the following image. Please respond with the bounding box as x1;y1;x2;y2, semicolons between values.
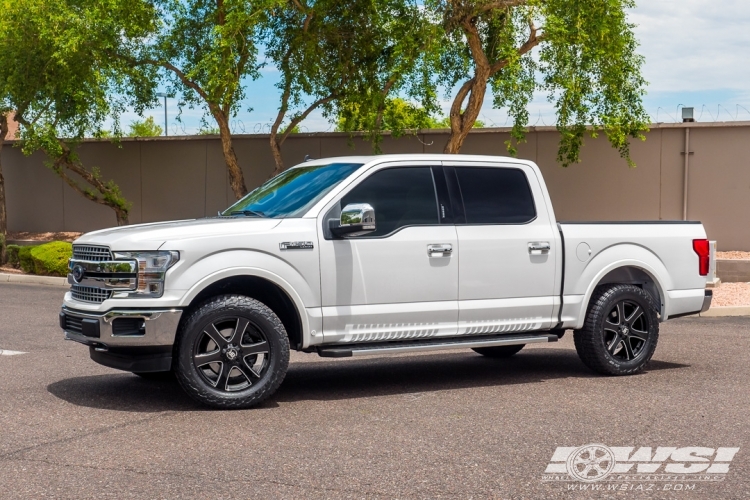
60;154;712;408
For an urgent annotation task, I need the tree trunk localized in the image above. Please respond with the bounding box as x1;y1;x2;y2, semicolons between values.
444;76;488;154
0;114;7;264
269;135;284;178
213;110;248;200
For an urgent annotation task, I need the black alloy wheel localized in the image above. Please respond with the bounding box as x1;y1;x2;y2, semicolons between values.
192;316;271;392
175;295;290;409
574;284;659;376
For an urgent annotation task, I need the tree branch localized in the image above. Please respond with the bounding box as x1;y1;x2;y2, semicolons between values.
279;93;337;145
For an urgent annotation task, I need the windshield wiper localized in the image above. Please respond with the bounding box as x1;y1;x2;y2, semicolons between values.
229;210;267;218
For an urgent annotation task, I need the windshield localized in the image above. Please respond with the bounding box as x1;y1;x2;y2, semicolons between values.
222;162;363;218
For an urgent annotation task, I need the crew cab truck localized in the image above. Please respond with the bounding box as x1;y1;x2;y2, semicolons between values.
60;154;712;409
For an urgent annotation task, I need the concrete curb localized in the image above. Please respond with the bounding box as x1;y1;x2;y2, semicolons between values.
700;306;750;318
0;273;67;286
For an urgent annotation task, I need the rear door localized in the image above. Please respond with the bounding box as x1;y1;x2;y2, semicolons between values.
317;163;459;344
444;161;558;334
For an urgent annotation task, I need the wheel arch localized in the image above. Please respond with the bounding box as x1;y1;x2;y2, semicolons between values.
179;269;309;350
567;243;672;330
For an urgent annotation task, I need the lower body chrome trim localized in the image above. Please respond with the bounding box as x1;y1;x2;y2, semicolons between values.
61;306;183;347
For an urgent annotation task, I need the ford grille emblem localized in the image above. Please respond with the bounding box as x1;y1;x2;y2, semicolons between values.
71;265;85;283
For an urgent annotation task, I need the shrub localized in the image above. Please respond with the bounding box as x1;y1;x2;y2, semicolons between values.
30;241;73;276
6;245;21;267
18;245;36;273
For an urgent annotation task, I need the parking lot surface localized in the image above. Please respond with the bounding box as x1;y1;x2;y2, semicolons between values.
1;282;749;499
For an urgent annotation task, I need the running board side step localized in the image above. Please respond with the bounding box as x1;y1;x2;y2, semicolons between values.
316;333;558;358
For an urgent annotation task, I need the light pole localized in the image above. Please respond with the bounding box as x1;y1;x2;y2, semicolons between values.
156;93;168;136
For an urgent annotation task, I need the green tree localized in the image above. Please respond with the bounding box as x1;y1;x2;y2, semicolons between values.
117;0;281;199
337;98;486;132
265;0;438;174
127;116;163;137
428;0;649;165
0;0;158;227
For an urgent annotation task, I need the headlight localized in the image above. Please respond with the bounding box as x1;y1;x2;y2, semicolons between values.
111;251;179;298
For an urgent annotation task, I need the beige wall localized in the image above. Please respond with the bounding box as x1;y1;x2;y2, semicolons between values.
2;122;748;249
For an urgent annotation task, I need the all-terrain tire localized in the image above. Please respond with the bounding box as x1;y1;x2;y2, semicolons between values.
574;284;659;376
472;344;525;358
174;294;290;409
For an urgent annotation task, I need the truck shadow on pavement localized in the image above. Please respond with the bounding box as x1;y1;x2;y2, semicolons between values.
46;347;689;412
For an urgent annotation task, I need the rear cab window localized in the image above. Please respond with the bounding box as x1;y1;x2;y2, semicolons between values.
454;166;536;224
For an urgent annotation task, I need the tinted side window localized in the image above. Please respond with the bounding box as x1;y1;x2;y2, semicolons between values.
456;167;536;224
342;167;438;236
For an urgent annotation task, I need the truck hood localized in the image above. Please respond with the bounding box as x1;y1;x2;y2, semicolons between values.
74;217;283;251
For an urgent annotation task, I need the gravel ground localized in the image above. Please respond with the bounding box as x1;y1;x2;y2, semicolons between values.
717;251;750;260
7;231;82;242
712;282;750;307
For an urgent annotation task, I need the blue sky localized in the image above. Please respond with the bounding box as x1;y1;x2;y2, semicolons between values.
128;1;750;134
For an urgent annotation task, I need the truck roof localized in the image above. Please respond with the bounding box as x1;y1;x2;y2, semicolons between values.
298;154;533;169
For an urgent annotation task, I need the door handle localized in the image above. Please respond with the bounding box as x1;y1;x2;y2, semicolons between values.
428;244;453;257
528;241;551;255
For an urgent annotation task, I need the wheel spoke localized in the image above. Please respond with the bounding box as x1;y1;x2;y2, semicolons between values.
626;305;643;325
204;323;227;348
194;350;222;367
237;361;261;384
616;302;625;324
214;362;231;390
622;338;636;360
629;328;649;343
242;340;269;356
229;317;250;345
608;334;622;354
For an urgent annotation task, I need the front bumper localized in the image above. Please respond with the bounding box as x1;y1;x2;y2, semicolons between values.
60;306;183;372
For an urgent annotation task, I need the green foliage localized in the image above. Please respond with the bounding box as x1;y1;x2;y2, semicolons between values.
6;244;21;267
18;246;34;273
29;241;72;276
337;98;484;132
428;0;649;163
266;0;441;158
127;116;163;137
198;127;220;135
0;0;156;223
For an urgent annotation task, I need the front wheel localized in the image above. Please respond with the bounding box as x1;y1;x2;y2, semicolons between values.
174;295;290;409
574;284;659;376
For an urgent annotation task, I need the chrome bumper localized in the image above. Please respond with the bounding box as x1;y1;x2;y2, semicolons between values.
701;289;713;313
60;306;183;349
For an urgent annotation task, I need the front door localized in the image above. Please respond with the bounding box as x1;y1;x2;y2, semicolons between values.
445;162;558;334
318;164;459;343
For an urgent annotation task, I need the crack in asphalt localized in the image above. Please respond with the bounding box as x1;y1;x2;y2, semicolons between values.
0;456;389;497
0;411;175;460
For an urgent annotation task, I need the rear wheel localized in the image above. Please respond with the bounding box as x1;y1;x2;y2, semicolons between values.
574;284;659;376
472;344;525;358
174;295;290;409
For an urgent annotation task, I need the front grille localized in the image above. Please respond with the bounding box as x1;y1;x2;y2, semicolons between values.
72;245;112;262
71;285;112;303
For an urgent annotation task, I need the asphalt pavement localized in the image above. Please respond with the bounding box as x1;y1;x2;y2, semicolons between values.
1;282;749;499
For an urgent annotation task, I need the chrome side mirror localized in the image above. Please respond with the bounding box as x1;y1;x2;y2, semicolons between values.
330;203;376;238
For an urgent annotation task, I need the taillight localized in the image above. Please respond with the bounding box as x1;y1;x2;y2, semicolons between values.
692;239;709;276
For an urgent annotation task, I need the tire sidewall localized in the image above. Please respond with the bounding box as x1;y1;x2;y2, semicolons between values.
175;296;289;406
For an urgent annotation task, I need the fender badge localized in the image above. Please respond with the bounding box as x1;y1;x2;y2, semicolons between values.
280;241;314;250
